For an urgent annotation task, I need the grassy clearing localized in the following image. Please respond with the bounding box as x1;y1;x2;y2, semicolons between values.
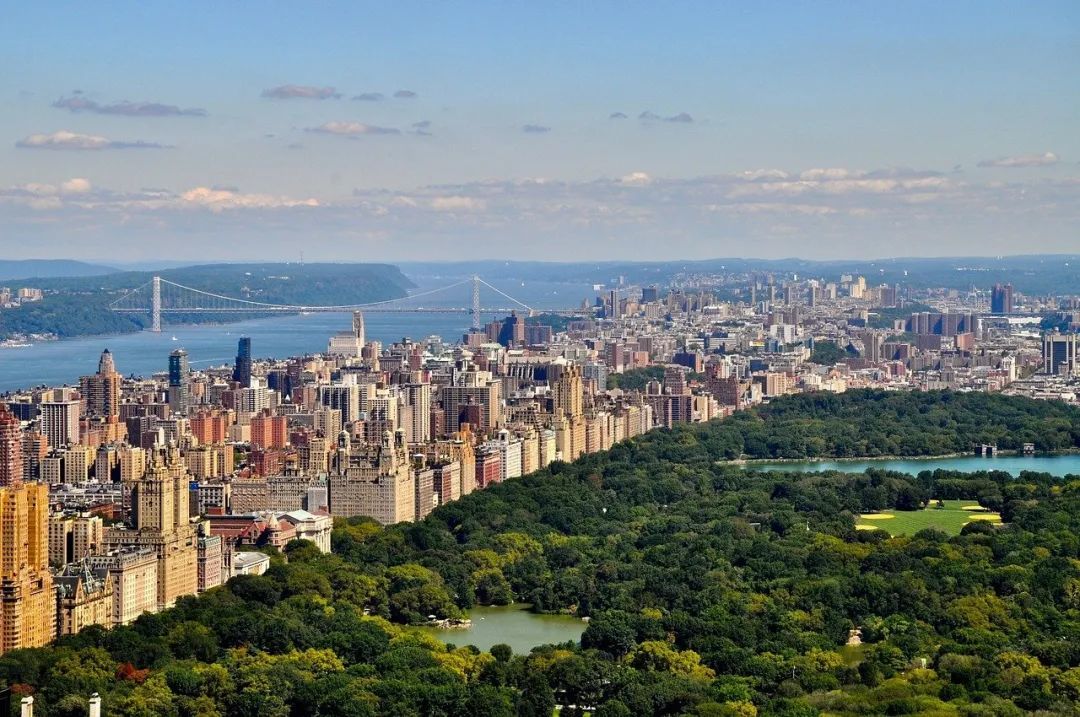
858;499;1001;537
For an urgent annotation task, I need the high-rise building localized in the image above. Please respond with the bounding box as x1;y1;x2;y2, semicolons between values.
81;349;122;418
233;337;252;387
497;312;526;347
105;447;199;611
0;405;21;488
168;349;191;417
250;410;288;449
1043;332;1078;376
991;283;1014;314
327;311;366;358
404;383;431;444
0;481;55;653
352;310;365;346
663;365;689;396
550;361;584;418
40;397;80;450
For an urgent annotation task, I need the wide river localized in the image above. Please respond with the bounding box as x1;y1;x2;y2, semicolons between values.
746;453;1080;477
414;604;586;654
0;278;597;392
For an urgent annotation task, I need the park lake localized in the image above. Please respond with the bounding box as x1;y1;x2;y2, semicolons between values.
743;452;1080;477
744;453;1080;536
413;604;586;654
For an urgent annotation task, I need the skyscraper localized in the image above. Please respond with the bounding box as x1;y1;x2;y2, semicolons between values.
1043;332;1078;376
497;311;526;347
0;405;22;488
550;361;584;418
81;349;122;418
0;481;55;653
106;447;198;610
168;349;190;416
40;396;80;450
233;337;252;387
352;310;365;346
991;283;1014;314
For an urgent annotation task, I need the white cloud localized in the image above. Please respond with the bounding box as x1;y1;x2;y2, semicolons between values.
739;169;790;181
430;196;486;211
306;121;400;136
978;152;1059;168
15;130;167;150
60;178;92;194
619;172;652;186
799;168;854;181
179;187;320;211
4;166;1078;260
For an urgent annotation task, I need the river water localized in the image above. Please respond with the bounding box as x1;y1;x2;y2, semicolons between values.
0;278;597;392
745;454;1080;477
414;604;586;654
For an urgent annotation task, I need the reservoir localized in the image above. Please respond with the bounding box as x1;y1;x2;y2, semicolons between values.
745;453;1080;477
414;604;586;654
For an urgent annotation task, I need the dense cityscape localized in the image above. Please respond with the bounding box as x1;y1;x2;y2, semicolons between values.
0;267;1078;668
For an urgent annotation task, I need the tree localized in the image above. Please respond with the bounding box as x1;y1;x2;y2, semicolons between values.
581;612;636;658
516;671;556;717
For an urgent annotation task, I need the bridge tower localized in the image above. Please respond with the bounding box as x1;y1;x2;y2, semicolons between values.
470;275;481;330
151;276;162;333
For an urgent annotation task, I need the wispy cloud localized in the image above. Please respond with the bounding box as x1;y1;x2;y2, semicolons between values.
352;92;385;101
5;166;1079;260
609;112;628;120
15;130;169;150
179;187;319;211
53;95;206;117
522;124;551;134
261;85;340;100
639;111;694;123
977;152;1059;168
411;120;432;136
305;121;400;136
393;90;418;99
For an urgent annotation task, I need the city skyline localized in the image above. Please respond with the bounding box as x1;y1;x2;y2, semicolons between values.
2;2;1078;261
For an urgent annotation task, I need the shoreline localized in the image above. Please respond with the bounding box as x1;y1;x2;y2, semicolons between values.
730;449;1080;466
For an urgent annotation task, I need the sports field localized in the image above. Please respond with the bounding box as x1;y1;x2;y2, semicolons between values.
856;499;1001;536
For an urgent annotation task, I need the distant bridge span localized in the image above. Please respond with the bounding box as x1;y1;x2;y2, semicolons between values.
109;275;584;332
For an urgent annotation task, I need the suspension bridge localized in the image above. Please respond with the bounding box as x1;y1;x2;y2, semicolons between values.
109;275;583;332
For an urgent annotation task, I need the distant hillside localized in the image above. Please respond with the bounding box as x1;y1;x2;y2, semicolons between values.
399;254;1080;295
0;259;117;282
0;262;413;340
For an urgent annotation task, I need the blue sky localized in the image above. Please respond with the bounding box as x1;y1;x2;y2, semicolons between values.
1;1;1077;261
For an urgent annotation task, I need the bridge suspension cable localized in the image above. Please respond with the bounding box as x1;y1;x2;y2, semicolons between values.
108;274;564;332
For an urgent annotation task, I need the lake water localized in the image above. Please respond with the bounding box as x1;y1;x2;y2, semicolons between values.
0;278;597;393
414;604;586;654
745;453;1080;477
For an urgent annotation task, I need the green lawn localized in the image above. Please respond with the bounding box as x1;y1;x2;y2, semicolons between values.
857;499;1001;537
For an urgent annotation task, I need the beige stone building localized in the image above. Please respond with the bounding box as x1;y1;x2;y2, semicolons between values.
105;449;198;611
0;482;55;653
55;561;113;636
48;513;104;567
88;549;158;625
329;431;415;524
